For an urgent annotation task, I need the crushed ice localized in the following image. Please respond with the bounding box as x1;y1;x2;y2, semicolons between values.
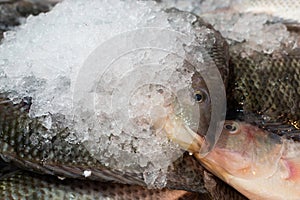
0;0;214;188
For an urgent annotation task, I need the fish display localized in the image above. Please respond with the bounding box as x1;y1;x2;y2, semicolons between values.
0;3;249;199
0;0;299;199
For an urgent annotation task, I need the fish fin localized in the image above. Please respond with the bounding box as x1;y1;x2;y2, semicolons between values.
260;122;300;141
282;158;300;181
234;113;300;141
0;157;20;179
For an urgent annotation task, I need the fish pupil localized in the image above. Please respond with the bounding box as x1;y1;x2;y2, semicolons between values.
195;93;203;102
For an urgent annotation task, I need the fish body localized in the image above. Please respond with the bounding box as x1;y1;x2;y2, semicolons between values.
0;169;200;200
0;95;248;199
0;5;245;199
227;49;300;136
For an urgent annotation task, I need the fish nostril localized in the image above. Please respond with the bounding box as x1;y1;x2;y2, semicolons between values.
224;122;239;134
225;124;236;131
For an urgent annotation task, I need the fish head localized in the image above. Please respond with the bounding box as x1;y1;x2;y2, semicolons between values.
191;71;211;136
202;121;284;181
158;55;230;153
154;66;212;153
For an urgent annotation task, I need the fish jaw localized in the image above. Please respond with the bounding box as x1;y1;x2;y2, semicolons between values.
162;115;205;153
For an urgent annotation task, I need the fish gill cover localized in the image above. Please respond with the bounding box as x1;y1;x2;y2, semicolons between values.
0;0;227;188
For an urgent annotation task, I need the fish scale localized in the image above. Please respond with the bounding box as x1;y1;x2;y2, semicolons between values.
3;1;300;199
227;50;300;136
0;6;250;199
0;95;149;185
0;170;203;200
2;95;240;196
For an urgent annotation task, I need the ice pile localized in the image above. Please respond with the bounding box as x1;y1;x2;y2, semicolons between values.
0;0;221;188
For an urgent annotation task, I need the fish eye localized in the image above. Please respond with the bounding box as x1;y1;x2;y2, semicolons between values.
224;122;240;134
194;91;206;103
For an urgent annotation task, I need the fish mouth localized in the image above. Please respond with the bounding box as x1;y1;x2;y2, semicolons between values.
160;114;206;153
160;116;231;181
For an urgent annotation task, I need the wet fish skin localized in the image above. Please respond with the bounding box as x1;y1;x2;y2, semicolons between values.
166;152;248;200
0;170;202;200
0;8;233;193
0;94;148;185
0;6;244;199
0;0;58;33
168;119;299;199
192;121;300;200
165;8;230;138
227;49;300;134
0;94;248;199
0;93;208;189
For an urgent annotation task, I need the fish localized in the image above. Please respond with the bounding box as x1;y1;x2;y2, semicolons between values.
0;7;250;199
0;157;247;200
227;49;300;137
166;120;300;199
202;121;300;200
0;166;202;200
3;1;298;199
0;95;248;199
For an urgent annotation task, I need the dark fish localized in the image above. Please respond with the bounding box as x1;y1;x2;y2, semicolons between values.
0;168;201;200
0;158;246;200
227;49;300;137
0;7;249;199
0;75;247;200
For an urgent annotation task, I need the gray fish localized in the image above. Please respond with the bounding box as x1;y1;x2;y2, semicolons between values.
0;166;201;200
0;6;248;200
227;49;300;137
